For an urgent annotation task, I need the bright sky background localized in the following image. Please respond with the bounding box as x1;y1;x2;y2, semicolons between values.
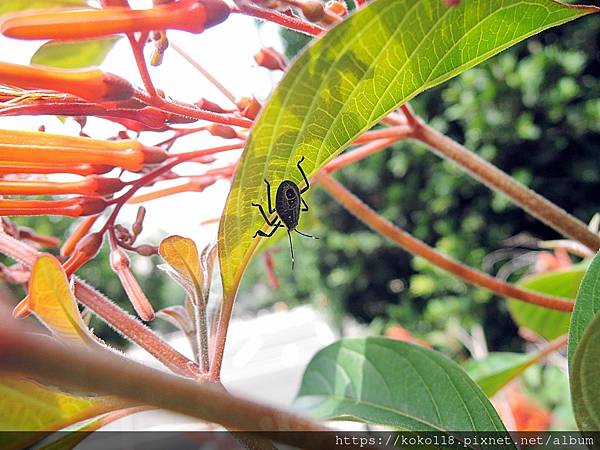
0;0;285;251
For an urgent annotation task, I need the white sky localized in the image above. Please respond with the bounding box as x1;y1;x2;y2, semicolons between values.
0;0;285;249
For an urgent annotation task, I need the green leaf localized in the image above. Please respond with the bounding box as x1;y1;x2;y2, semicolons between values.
0;376;110;449
466;352;537;398
31;37;121;69
508;266;584;340
218;0;597;303
0;0;87;17
295;337;512;440
570;309;600;432
568;252;600;369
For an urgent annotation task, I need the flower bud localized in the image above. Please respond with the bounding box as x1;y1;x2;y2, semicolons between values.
110;247;155;321
207;124;239;139
236;96;262;120
63;231;104;275
254;47;287;71
196;98;230;113
135;244;158;256
325;0;347;17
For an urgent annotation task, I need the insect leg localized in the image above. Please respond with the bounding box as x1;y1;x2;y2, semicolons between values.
264;179;275;214
300;197;309;212
253;221;282;239
295;229;319;239
297;156;310;194
288;229;295;270
251;202;277;226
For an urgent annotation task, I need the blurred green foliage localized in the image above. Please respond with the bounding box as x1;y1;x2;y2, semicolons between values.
242;12;600;354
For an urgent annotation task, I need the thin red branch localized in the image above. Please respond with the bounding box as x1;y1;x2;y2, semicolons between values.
138;93;254;128
232;2;324;36
317;174;574;312
128;32;157;98
412;121;600;253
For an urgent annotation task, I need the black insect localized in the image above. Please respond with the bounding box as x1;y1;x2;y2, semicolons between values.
252;156;318;269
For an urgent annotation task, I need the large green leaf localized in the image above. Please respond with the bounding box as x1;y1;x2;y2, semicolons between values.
31;37;121;69
218;0;597;302
508;266;584;340
568;252;600;369
0;0;87;16
570;310;600;432
295;337;512;442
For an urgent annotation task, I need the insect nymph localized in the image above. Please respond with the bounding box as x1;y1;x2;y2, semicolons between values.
252;156;318;269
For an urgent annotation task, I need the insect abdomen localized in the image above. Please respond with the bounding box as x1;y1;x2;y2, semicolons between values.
275;180;301;230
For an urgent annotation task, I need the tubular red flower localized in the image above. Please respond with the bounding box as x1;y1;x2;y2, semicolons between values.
0;162;112;176
0;143;167;172
0;62;133;102
0;176;125;197
0;0;230;41
0;197;108;217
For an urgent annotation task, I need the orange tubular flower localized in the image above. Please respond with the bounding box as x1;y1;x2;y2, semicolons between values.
61;215;100;257
0;162;112;176
0;144;165;172
0;62;133;102
0;175;125;197
0;129;168;172
0;0;230;41
0;128;136;150
0;197;108;217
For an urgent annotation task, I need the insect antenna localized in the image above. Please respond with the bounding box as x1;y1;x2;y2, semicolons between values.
295;229;319;239
288;229;295;270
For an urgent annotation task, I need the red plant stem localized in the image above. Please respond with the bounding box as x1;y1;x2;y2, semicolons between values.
0;232;199;377
0;322;370;450
232;2;323;36
412;122;600;253
352;125;412;144
139;93;254;128
128;32;158;98
317;174;574;312
531;335;568;364
74;280;198;376
324;137;406;174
